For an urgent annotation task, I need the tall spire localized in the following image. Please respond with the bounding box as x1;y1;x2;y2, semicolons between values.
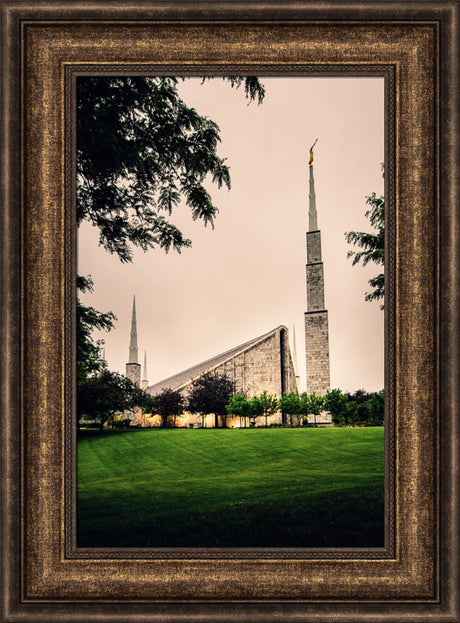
308;139;318;232
128;295;139;364
304;141;330;396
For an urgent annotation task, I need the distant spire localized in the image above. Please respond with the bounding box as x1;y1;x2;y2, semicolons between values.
128;295;138;364
292;325;298;372
141;349;148;389
308;139;318;231
292;325;301;393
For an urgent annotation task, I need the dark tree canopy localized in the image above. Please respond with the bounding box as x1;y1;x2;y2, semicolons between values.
323;389;348;426
365;391;385;426
151;388;185;428
345;192;384;307
77;370;144;431
76;275;115;385
76;76;265;389
187;371;235;428
323;388;384;427
77;76;265;263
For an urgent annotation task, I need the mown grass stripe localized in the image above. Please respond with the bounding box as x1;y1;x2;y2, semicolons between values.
77;427;384;547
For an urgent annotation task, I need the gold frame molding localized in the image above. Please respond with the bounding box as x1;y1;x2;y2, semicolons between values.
1;2;459;621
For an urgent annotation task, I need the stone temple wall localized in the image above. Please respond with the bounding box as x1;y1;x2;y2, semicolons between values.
305;311;330;396
142;326;298;428
208;327;297;399
126;362;141;388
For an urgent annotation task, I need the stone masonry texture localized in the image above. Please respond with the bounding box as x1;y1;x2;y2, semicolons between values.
305;311;331;395
306;231;322;264
306;263;325;311
155;327;299;427
200;328;296;399
126;362;141;388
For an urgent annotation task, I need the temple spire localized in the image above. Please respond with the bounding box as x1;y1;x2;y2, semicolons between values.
292;325;301;393
142;350;148;389
292;325;298;373
308;139;318;232
304;140;330;396
128;295;138;364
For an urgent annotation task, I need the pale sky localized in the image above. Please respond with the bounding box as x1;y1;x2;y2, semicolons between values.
78;76;385;393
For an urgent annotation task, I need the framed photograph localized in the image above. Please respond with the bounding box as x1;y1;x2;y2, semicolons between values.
75;73;387;552
1;1;458;621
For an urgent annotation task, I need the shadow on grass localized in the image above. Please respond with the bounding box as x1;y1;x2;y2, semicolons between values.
77;483;384;549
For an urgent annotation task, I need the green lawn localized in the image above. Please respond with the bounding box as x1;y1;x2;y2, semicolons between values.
77;427;384;548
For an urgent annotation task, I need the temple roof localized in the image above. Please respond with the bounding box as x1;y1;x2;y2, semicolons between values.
146;325;287;396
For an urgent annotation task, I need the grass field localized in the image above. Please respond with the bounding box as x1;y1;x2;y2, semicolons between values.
77;427;384;548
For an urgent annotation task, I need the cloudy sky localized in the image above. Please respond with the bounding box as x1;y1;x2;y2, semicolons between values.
78;76;385;393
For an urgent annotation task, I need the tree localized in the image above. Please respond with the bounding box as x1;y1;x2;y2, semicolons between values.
76;275;115;385
226;394;252;428
77;76;265;263
252;391;279;427
76;76;265;389
300;392;324;426
323;388;349;426
344;400;359;426
345;191;384;308
279;392;302;426
150;388;185;428
345;389;373;421
77;370;143;431
187;371;234;428
364;391;385;426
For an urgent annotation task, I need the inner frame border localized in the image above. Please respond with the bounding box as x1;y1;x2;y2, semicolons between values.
64;63;396;561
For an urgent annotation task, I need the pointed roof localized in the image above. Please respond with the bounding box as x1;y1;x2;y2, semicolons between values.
146;326;287;396
128;295;139;364
142;350;148;382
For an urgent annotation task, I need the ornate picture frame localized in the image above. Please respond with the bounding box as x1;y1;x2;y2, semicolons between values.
1;1;458;621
